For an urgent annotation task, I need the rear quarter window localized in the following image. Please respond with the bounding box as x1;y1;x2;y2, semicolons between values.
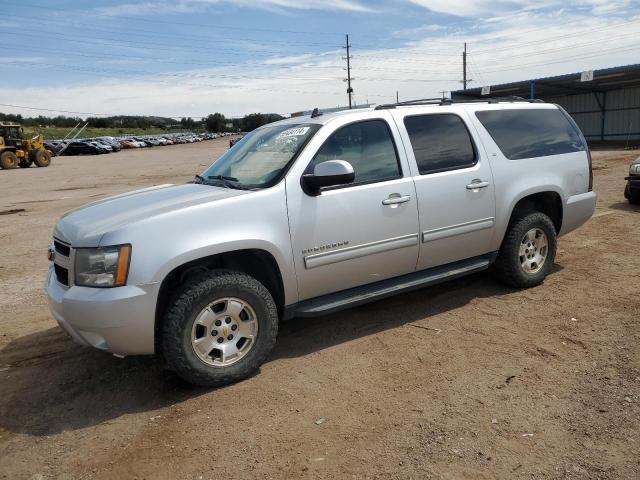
475;108;585;160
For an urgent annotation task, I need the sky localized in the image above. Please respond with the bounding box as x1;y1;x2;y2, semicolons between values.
1;0;639;119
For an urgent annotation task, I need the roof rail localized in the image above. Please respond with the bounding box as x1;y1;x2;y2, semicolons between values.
374;95;544;110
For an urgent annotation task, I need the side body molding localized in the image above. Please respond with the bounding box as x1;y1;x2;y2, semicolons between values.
304;233;419;269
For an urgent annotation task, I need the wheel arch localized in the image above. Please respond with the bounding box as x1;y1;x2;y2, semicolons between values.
154;248;286;355
502;189;564;238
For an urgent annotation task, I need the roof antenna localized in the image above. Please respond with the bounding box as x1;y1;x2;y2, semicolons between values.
310;108;323;118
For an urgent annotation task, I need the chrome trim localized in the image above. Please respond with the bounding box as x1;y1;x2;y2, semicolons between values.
382;195;412;206
466;180;490;190
52;237;74;288
422;217;495;243
304;233;419;270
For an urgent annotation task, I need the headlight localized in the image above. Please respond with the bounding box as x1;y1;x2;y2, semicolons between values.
630;163;640;175
74;245;131;287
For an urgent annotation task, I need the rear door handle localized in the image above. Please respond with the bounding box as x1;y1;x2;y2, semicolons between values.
382;194;411;206
466;180;490;190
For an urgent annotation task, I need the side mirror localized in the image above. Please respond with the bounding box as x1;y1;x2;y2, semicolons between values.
302;160;355;195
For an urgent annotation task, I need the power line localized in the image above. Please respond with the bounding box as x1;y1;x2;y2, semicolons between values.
474;44;640;75
0;13;345;49
2;61;341;82
471;17;640;53
5;42;343;71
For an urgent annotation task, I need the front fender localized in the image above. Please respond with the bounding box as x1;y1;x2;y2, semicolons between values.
101;182;299;305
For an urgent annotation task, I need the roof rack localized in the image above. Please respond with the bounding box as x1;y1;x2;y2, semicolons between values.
310;107;323;118
374;95;544;110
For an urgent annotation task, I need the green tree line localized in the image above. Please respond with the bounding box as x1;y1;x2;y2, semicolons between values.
0;112;284;133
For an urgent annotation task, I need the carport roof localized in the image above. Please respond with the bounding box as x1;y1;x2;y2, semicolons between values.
452;63;640;99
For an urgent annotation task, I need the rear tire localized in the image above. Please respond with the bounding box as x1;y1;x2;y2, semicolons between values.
493;212;557;288
161;270;279;387
0;151;18;169
31;149;51;167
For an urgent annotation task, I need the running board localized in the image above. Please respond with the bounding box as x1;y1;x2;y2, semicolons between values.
290;254;494;318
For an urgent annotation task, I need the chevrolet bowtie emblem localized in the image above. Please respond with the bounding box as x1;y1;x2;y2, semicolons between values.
223;326;228;336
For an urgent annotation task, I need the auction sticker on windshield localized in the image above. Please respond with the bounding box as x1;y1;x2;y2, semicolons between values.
277;127;310;139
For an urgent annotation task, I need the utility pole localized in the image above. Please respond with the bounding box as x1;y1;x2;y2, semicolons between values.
462;42;467;90
396;91;399;103
343;34;354;109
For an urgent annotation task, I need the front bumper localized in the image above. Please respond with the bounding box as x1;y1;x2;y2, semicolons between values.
624;176;640;198
46;266;159;356
559;191;597;236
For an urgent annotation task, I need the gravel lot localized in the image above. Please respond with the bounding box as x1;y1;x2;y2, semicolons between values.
0;139;638;479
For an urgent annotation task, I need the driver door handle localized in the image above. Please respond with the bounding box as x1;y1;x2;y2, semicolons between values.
382;194;411;206
466;180;490;190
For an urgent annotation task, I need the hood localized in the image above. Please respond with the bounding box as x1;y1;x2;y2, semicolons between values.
54;183;247;247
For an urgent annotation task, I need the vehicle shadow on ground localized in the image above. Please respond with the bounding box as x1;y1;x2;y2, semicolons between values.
273;270;555;360
0;269;559;436
609;201;639;213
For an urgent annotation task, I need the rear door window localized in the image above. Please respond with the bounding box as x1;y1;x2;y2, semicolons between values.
403;114;476;175
475;108;585;160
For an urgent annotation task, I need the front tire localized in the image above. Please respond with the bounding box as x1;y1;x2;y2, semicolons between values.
0;151;18;169
161;270;279;387
493;212;557;288
31;149;51;167
626;184;640;205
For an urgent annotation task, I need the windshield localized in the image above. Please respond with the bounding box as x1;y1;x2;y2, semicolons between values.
201;123;320;188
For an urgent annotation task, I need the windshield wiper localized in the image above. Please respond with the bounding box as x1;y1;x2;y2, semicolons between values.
194;173;251;190
208;174;239;182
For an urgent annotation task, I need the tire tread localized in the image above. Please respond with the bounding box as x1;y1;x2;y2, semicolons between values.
161;270;278;387
493;212;557;289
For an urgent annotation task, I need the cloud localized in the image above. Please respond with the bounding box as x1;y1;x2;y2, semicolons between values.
406;0;530;17
3;2;640;119
96;0;375;17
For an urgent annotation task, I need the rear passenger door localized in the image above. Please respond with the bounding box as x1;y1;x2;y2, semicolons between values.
392;110;496;270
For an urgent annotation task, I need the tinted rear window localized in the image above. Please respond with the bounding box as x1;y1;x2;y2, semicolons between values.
475;108;585;160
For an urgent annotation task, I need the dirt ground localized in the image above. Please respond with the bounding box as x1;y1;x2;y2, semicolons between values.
0;139;638;479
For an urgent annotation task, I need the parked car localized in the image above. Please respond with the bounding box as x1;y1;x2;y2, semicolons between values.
88;141;111;153
624;157;640;205
44;141;59;157
47;99;596;387
96;137;122;152
60;141;106;155
119;139;139;149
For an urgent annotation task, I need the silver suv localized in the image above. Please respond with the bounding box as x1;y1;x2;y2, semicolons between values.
47;99;596;386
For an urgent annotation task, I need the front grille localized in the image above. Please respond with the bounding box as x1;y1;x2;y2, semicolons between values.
54;263;69;286
52;238;71;287
54;240;70;257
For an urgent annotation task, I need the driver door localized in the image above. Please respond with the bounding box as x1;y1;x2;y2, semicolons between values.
286;115;420;301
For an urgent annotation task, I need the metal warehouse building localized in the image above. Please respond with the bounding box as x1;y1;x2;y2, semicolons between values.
452;64;640;144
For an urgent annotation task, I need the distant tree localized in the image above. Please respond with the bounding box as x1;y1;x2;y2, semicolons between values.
180;117;197;129
205;113;226;132
240;113;284;132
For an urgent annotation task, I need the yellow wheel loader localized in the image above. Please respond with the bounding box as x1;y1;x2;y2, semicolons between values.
0;123;51;169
